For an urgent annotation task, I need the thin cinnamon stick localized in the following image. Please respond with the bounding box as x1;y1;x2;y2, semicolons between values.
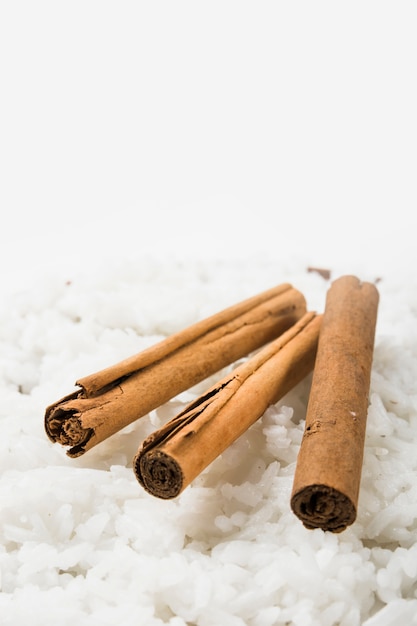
134;311;321;499
45;283;306;457
290;275;379;533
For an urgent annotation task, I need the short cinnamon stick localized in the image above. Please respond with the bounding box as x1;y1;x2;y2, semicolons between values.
290;275;379;532
134;311;321;499
45;283;306;457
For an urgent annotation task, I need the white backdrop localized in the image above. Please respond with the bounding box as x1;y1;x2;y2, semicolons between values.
1;1;416;280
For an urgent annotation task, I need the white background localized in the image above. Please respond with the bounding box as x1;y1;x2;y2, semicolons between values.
1;1;416;280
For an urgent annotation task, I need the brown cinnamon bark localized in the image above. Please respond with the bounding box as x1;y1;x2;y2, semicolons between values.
307;267;331;280
290;275;379;532
45;283;306;457
134;311;321;499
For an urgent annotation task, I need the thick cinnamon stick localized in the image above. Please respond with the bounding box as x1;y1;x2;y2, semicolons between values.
45;283;306;457
290;275;379;532
134;311;321;499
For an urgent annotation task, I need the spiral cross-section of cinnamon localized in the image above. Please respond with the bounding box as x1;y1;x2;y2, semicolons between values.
135;450;183;499
290;484;356;533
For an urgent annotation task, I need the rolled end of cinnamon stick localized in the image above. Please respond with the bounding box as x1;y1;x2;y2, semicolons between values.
134;449;184;499
44;396;95;457
290;484;357;533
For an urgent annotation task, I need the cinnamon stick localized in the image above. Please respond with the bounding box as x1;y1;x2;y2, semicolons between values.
134;311;321;499
290;275;379;532
45;283;306;457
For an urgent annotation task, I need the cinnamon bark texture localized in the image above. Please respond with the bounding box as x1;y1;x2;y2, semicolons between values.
45;283;306;457
290;275;379;533
134;311;321;499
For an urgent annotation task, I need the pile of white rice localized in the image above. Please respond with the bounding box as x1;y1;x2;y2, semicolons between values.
1;254;417;626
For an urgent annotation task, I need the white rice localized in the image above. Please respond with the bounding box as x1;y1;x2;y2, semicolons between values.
1;254;416;626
